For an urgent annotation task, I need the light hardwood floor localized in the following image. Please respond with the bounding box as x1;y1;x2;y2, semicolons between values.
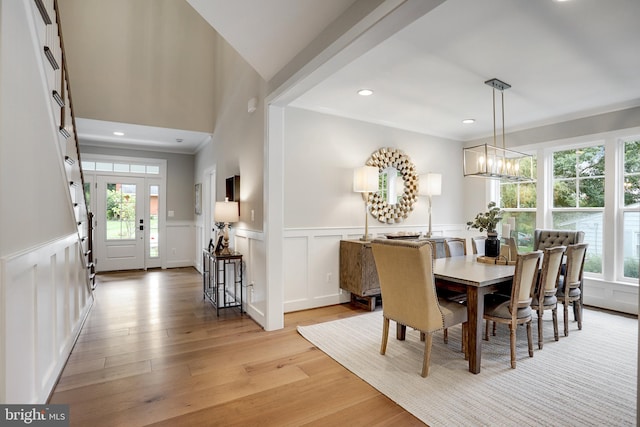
49;267;424;426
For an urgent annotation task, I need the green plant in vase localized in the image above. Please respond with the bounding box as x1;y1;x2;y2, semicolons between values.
467;201;503;257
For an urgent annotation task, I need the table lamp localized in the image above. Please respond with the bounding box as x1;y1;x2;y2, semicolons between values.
214;197;239;255
418;173;442;238
353;166;379;241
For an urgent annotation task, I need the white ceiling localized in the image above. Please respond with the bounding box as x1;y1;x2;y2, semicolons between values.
290;0;640;141
77;0;640;152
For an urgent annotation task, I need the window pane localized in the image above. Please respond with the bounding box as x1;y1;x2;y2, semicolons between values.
81;161;95;170
113;163;129;173
578;146;605;177
554;150;577;178
502;211;535;252
552;211;602;273
95;162;113;172
578;177;605;207
519;182;537;208
106;183;136;240
554;180;576;208
501;183;517;208
131;164;146;173
149;185;159;258
623;211;639;279
625;140;640;173
624;175;640;206
624;141;640;206
147;165;160;174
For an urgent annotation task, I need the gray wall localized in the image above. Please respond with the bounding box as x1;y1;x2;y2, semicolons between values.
283;107;465;230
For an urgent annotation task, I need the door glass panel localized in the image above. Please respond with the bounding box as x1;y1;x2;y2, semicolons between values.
149;185;159;257
106;182;137;240
83;182;91;212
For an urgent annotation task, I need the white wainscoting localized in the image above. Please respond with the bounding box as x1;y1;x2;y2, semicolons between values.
283;224;468;313
0;234;93;403
166;221;196;269
234;228;266;327
584;278;638;315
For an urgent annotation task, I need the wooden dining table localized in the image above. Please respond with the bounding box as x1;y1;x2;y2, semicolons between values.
432;254;515;374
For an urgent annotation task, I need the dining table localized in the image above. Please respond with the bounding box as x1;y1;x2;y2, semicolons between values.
432;254;516;374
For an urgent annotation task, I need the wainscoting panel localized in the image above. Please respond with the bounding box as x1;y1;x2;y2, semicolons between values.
0;234;93;403
166;221;195;269
584;278;638;315
234;229;266;324
282;224;468;313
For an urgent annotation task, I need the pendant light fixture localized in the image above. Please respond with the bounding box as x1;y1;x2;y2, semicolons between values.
463;78;533;181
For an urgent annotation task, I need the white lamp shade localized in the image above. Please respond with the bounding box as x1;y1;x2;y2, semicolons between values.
419;173;442;196
214;199;239;223
353;166;379;193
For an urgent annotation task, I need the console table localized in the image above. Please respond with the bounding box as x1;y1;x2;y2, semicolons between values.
203;249;243;316
339;237;448;310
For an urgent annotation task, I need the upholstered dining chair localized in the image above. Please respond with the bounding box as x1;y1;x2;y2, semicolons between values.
530;245;566;349
483;250;542;369
371;239;468;377
444;237;467;257
471;236;486;256
557;243;588;336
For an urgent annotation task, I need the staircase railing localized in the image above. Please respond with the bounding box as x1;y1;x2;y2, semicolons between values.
34;0;95;290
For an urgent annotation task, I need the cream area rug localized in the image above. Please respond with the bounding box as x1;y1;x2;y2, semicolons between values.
298;308;637;427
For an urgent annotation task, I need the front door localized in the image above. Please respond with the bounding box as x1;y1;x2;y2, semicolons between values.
96;176;145;271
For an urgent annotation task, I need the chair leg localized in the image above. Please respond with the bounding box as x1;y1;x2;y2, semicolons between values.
552;307;559;341
443;328;448;344
420;332;426;342
537;310;543;350
421;332;433;377
575;301;583;330
380;317;390;355
563;303;569;337
484;319;490;341
509;323;516;369
527;321;533;358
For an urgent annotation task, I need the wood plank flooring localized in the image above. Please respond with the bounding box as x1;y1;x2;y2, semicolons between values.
49;268;424;426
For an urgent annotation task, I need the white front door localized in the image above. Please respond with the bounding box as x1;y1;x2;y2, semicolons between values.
96;176;145;271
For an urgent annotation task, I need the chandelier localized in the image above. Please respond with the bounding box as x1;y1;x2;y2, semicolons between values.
463;78;533;181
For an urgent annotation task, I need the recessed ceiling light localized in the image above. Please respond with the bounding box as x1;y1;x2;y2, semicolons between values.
357;89;373;96
113;131;124;136
462;119;475;124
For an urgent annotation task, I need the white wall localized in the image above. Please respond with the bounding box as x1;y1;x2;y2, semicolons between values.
0;0;93;403
282;107;469;311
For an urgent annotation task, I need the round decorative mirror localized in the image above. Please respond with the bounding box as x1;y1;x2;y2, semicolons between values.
365;147;418;223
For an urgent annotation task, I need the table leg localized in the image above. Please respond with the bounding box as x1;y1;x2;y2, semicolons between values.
466;286;485;374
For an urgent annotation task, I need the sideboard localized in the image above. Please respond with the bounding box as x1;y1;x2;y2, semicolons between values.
339;237;447;310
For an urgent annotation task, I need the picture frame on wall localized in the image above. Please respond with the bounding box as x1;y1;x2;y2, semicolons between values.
195;183;202;215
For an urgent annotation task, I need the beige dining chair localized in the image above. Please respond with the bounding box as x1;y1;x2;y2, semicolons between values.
483;250;542;369
530;245;566;349
371;239;468;377
557;243;588;336
471;236;486;256
444;237;467;257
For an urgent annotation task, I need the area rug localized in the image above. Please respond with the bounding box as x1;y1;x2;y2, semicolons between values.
298;308;637;426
